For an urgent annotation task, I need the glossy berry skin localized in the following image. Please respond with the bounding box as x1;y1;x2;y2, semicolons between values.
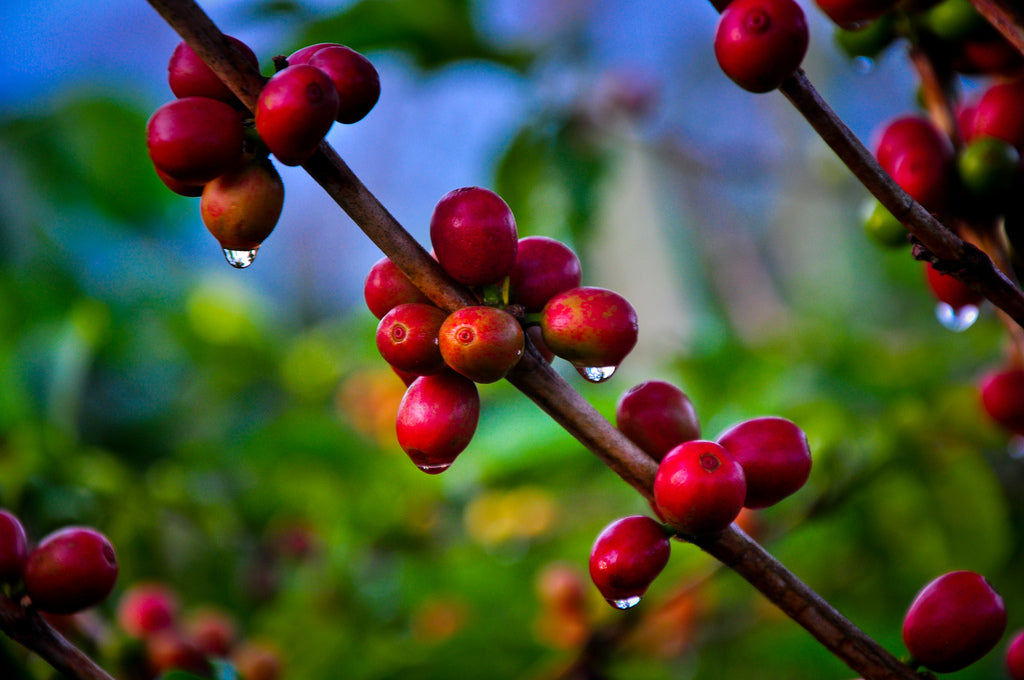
286;42;341;66
438;306;525;383
925;262;984;311
874;116;954;213
714;0;809;94
508;236;583;312
588;515;671;606
363;256;433;319
146;97;244;184
979;367;1024;435
307;45;381;124
396;372;480;473
615;381;701;461
167;36;259;105
716;416;811;509
814;0;898;28
200;158;284;251
653;440;747;536
0;509;28;583
23;526;118;614
902;570;1006;673
540;286;638;372
429;187;518;287
972;80;1024;151
255;64;339;166
117;583;179;638
874;116;951;173
1006;629;1024;680
375;303;448;376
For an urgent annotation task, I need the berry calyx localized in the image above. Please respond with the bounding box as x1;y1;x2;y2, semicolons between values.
429;187;518;287
540;286;638;380
306;45;381;124
375;302;449;376
363;256;433;319
167;36;260;106
588;515;671;609
714;0;809;93
653;440;747;536
200;157;285;259
438;306;525;383
615;380;701;461
716;416;811;509
979;366;1024;435
146;97;245;184
23;526;118;614
508;236;583;312
255;64;340;166
0;509;28;584
396;372;481;473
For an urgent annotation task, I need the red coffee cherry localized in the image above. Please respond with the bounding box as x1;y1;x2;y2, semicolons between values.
716;416;811;509
232;641;283;680
1006;629;1024;680
185;608;238;658
0;509;28;584
902;570;1006;673
653;440;747;536
924;261;984;315
979;366;1024;435
396;372;480;473
24;526;118;614
508;236;583;312
146;97;245;184
286;42;341;66
972;79;1024;151
714;0;809;94
874;115;952;175
438;306;525;383
117;582;179;639
873;116;953;213
255;64;340;166
307;45;381;124
540;286;638;382
200;158;285;267
429;187;518;287
167;36;259;105
363;256;433;319
615;380;701;461
588;515;671;609
154;167;205;198
146;629;213;677
375;303;448;376
814;0;898;29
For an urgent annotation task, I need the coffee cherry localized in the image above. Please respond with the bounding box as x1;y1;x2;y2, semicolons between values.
0;509;28;584
364;256;433;319
375;303;448;376
833;13;896;60
167;36;260;105
307;45;381;124
873;116;953;213
286;42;341;66
714;0;809;94
862;199;907;248
1006;629;1024;680
874;115;951;175
653;440;747;536
589;515;671;609
540;286;638;381
185;608;238;658
922;0;987;41
154;166;205;198
146;629;213;677
902;570;1006;673
716;416;811;509
232;641;282;680
429;187;518;287
924;261;984;312
972;79;1024;150
615;380;701;461
396;372;480;473
958;136;1021;198
200;157;284;257
508;236;583;312
255;64;340;166
24;526;118;614
438;306;525;383
117;582;179;638
146;97;245;184
979;366;1024;435
814;0;898;28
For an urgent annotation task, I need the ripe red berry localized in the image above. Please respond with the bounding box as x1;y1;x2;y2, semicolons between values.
438;306;525;383
307;45;381;124
874;115;952;176
429;187;518;287
396;372;480;473
814;0;898;29
902;570;1006;673
924;261;984;311
146;97;245;184
375;303;448;376
255;64;340;166
185;608;238;658
167;36;259;105
23;526;118;614
363;256;433;319
589;515;671;609
154;166;205;198
714;0;809;94
653;440;747;536
979;366;1024;435
0;509;28;584
972;79;1024;151
117;582;179;638
286;42;340;66
540;286;638;381
1006;629;1024;680
508;236;583;312
873;116;953;213
716;416;811;509
146;629;213;677
200;158;285;265
615;380;701;461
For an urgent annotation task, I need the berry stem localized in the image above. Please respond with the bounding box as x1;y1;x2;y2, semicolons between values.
969;0;1024;55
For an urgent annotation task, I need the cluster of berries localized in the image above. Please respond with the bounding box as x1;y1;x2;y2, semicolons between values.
363;186;639;473
145;36;380;268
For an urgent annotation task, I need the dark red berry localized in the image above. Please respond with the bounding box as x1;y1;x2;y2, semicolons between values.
615;381;701;461
924;262;984;311
902;570;1006;673
540;286;638;380
363;256;433;319
438;306;525;383
873;116;953;213
255;64;340;166
979;366;1024;435
375;303;448;376
168;36;259;105
117;582;179;638
714;0;809;93
286;42;340;66
874;115;952;175
508;236;583;312
814;0;899;29
653;440;747;536
396;372;480;473
429;187;518;287
200;157;284;254
0;509;28;584
588;515;671;609
24;526;118;614
716;416;811;509
146;97;245;184
154;166;205;197
307;45;381;124
1006;629;1024;680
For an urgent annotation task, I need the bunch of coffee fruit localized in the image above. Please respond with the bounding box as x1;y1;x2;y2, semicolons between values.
146;37;380;268
364;185;639;473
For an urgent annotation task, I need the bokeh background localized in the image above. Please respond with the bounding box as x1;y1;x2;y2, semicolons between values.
1;1;1021;679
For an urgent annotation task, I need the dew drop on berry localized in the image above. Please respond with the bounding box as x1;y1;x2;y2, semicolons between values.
610;595;641;610
415;461;453;475
577;365;617;383
935;302;979;332
223;247;259;269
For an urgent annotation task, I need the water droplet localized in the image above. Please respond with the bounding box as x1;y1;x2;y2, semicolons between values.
415;462;452;475
223;247;259;269
576;365;616;383
609;595;641;610
935;302;979;332
852;56;875;75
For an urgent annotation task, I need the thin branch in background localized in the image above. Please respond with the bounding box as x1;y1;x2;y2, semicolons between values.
970;0;1024;55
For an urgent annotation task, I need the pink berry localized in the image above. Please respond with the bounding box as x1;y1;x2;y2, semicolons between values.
979;366;1024;435
653;440;747;536
429;187;518;287
438;306;525;383
146;97;245;184
375;303;448;376
615;381;701;461
24;526;118;614
588;515;671;608
714;0;809;94
540;286;638;378
716;416;811;509
307;45;381;124
363;256;433;319
396;372;480;473
1006;629;1024;680
200;158;285;252
167;36;259;106
508;236;583;312
255;64;340;166
117;582;179;638
0;509;28;584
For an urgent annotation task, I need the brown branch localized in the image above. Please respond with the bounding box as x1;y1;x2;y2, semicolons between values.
0;596;116;680
970;0;1024;56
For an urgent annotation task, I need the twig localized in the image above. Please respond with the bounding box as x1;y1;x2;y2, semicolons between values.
970;0;1024;56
